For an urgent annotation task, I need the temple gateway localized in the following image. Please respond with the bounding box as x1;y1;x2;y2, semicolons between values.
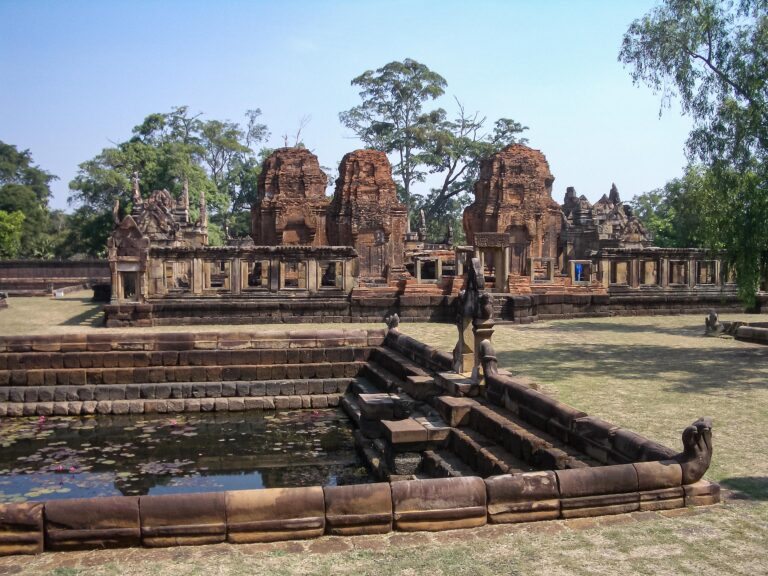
106;144;743;327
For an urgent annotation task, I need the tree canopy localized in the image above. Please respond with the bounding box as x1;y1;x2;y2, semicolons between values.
67;106;269;256
340;59;527;241
620;0;768;304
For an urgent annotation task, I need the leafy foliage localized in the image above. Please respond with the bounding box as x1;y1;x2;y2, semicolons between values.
0;141;59;256
68;106;269;255
340;59;527;242
620;0;768;304
0;210;25;258
339;59;447;203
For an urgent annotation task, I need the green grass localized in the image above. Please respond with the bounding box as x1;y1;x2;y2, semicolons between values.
0;303;767;575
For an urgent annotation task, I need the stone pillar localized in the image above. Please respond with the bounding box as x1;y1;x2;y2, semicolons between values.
631;258;640;288
270;260;280;292
688;260;696;288
307;258;318;294
192;258;203;295
494;250;504;291
503;246;511;292
231;257;241;295
601;259;610;288
660;258;669;288
415;259;422;282
456;251;464;277
436;258;443;279
715;260;721;286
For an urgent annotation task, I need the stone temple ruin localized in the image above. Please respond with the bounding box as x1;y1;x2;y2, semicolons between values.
102;143;748;328
0;143;723;556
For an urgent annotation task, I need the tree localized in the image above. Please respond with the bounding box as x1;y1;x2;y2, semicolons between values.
620;0;768;304
68;107;269;254
339;59;447;204
630;166;710;248
0;141;58;256
420;101;527;226
340;60;528;241
0;210;25;258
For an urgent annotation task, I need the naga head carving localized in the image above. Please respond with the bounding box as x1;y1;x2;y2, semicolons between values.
676;416;713;484
479;339;498;377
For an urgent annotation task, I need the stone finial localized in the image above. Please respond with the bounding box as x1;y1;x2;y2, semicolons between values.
609;183;621;205
112;198;121;225
417;209;427;241
385;312;400;330
675;417;714;484
131;172;141;205
181;177;190;210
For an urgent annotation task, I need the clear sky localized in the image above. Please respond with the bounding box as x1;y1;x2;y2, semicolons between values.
0;0;692;212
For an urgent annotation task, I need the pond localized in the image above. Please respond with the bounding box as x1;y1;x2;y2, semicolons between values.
0;408;373;503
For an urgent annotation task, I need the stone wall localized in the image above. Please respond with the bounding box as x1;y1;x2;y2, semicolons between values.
0;260;109;296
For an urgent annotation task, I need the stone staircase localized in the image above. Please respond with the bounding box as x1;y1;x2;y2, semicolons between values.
0;330;383;417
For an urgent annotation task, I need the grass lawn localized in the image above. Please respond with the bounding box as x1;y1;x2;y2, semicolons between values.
0;297;766;575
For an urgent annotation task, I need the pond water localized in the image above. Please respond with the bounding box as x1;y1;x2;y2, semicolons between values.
0;408;372;503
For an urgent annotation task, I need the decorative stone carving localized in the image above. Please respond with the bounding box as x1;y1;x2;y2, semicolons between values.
705;309;725;335
463;144;562;276
453;257;495;380
252;148;329;246
327;149;407;280
675;417;714;484
385;312;400;330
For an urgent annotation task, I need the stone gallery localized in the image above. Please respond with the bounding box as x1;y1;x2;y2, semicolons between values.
100;143;745;328
0;143;721;557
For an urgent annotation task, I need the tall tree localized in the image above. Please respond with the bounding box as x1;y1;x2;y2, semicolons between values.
420;102;527;225
339;59;447;204
0;141;59;257
620;0;768;304
68;107;269;255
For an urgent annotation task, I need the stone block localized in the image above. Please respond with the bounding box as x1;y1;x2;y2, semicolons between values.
559;491;639;518
391;477;487;532
310;396;328;409
167;399;185;413
140;492;226;547
485;472;560;523
221;382;237;397
382;418;428;445
324;482;392;536
45;496;140;550
556;463;639;498
214;398;229;412
434;396;477;428
683;480;720;506
0;502;44;556
228;398;245;412
36;403;53;416
274;396;290;409
639;487;685;511
200;398;215;412
633;460;683;491
226;487;325;544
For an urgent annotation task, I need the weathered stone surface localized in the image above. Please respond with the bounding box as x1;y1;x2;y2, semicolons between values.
391;477;487;532
140;492;226;547
485;471;560;524
226;487;325;543
327;149;407;280
323;483;392;536
252;147;329;246
0;502;43;556
463;144;562;276
45;496;140;550
683;480;721;506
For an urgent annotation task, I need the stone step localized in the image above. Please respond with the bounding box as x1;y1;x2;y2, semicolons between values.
1;393;344;417
0;378;354;403
0;362;366;387
421;449;477;478
450;427;536;477
0;347;372;371
370;347;431;382
470;401;599;469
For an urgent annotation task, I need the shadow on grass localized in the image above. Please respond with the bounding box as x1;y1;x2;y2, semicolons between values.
58;300;104;328
720;476;768;500
497;342;768;393
547;320;707;337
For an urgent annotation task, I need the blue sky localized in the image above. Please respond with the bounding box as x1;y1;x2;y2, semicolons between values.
0;0;692;212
